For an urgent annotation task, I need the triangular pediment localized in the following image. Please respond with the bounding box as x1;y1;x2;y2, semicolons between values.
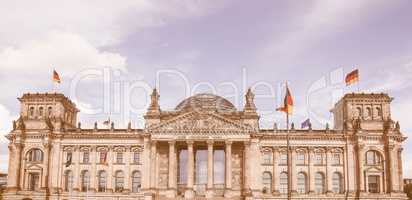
365;166;383;172
26;163;43;170
147;111;252;135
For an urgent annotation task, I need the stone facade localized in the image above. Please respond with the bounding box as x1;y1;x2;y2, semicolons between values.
3;91;408;200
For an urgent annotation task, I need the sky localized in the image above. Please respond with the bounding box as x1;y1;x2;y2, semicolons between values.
0;0;412;176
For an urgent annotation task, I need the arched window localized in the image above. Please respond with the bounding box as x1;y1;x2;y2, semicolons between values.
64;170;73;192
29;107;35;117
262;172;272;193
332;172;343;193
375;107;382;118
296;172;307;194
366;150;382;165
39;107;44;117
98;171;107;192
48;106;53;117
81;170;90;192
132;171;142;192
279;172;288;194
115;171;124;192
27;149;43;162
356;107;362;118
315;172;325;194
365;107;371;119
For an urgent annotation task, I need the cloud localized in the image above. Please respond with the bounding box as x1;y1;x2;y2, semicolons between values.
257;0;392;64
0;104;16;142
0;31;126;75
0;0;230;48
368;60;412;92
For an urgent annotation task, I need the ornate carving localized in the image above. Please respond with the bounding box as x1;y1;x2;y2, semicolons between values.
149;112;251;134
244;88;256;112
352;118;361;130
231;150;243;189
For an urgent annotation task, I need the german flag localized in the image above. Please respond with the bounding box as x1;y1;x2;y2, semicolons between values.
276;86;293;115
52;70;61;84
345;69;359;86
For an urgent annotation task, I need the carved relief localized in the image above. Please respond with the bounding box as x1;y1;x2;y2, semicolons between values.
149;112;251;134
232;148;243;189
158;150;169;188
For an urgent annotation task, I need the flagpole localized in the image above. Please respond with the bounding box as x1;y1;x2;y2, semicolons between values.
286;112;291;200
285;81;291;200
357;73;360;93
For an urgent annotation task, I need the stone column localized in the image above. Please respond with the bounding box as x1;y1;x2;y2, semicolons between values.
124;145;131;192
249;139;262;197
142;138;151;190
206;140;214;198
42;142;52;190
272;148;279;194
150;141;157;189
398;148;404;192
290;148;297;194
308;148;315;193
185;141;195;199
7;143;23;191
357;144;365;193
345;142;356;194
243;142;251;193
107;146;114;192
90;146;97;191
326;148;332;193
168;141;177;197
390;145;400;192
224;141;232;197
74;146;81;191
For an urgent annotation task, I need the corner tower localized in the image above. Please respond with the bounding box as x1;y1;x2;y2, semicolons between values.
16;93;79;131
331;93;392;131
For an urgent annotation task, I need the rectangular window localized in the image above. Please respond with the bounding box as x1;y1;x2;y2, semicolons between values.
83;152;89;163
332;153;340;165
29;173;40;191
296;153;305;165
279;153;287;165
314;153;323;165
133;152;140;164
262;152;272;165
100;152;107;164
116;152;123;164
368;175;380;193
66;152;72;166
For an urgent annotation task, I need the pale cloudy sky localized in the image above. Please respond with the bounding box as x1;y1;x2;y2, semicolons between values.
0;0;412;176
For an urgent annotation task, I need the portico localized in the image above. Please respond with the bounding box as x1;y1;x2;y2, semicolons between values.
151;140;246;199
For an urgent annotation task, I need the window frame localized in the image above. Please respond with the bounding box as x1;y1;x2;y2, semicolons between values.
262;171;272;193
132;171;142;193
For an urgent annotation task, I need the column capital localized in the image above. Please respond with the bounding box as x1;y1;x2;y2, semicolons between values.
225;140;233;145
207;140;214;146
186;140;194;146
168;141;176;145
